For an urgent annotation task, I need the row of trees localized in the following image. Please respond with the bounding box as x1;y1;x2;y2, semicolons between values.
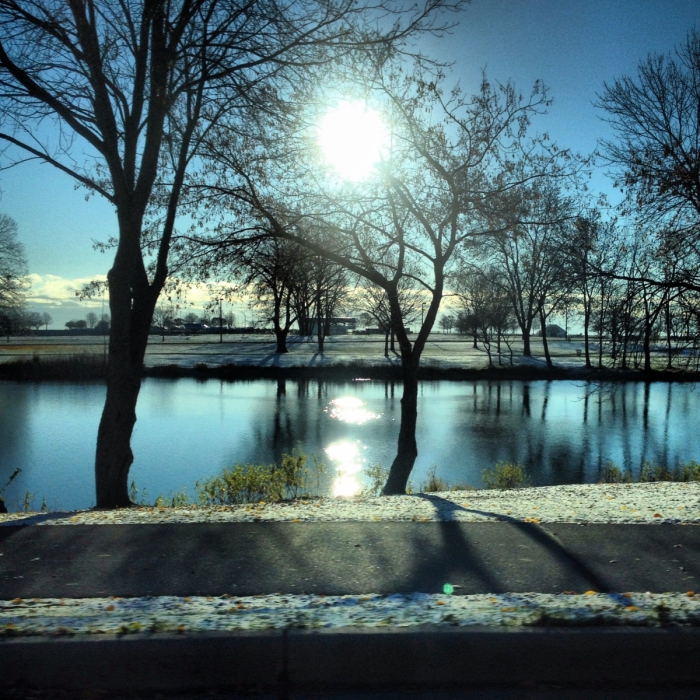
446;211;700;373
3;2;700;507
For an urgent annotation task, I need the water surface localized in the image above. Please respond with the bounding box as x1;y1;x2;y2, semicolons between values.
1;378;698;510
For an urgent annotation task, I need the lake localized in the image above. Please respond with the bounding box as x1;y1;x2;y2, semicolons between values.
1;377;699;511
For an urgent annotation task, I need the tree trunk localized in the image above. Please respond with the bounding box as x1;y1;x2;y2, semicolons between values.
665;300;673;370
275;327;289;353
643;321;652;373
382;367;418;495
95;260;155;509
482;328;493;367
583;301;592;368
522;328;531;356
95;366;142;507
316;299;324;353
539;311;552;369
384;331;389;357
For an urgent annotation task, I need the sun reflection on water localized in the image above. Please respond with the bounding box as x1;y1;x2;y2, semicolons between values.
326;396;380;424
325;440;365;498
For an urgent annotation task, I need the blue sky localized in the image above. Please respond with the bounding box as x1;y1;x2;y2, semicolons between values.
1;0;699;326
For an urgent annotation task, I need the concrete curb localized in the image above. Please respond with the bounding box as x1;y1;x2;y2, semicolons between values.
3;626;700;692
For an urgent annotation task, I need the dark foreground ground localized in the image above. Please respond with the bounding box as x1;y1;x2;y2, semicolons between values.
1;521;698;598
2;521;700;698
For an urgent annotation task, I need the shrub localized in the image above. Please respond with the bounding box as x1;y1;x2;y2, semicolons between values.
196;447;324;505
639;461;674;483
482;461;529;490
154;488;190;508
421;466;449;493
673;461;700;482
0;353;107;381
196;463;286;505
362;463;389;497
598;460;633;484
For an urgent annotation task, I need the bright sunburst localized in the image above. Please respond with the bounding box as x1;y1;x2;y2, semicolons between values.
318;101;389;181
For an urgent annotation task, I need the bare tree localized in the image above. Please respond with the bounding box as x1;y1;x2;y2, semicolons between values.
0;0;457;507
86;312;98;329
487;185;574;367
597;29;700;302
453;265;514;364
353;279;421;356
199;65;567;494
26;311;44;331
152;303;176;341
438;314;454;333
560;213;622;368
41;312;52;330
0;215;27;312
244;239;305;353
598;30;700;237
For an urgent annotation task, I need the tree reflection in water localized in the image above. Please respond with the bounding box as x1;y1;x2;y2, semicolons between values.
3;378;700;510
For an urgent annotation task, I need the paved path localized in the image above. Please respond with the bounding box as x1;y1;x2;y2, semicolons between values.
1;521;697;599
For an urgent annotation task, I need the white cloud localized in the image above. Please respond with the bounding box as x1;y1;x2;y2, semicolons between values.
27;273;108;307
25;273;244;311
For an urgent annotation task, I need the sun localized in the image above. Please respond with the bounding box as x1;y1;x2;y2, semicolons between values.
318;101;389;181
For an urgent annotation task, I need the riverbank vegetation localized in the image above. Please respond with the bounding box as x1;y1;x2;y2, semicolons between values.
41;455;700;513
3;353;700;384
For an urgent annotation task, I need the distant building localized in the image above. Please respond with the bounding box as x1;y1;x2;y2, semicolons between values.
545;324;567;338
309;317;356;336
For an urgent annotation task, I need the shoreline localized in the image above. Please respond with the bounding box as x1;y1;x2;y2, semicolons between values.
3;482;699;526
1;356;699;383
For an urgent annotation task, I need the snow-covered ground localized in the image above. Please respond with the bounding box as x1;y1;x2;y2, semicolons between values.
2;590;699;637
1;483;699;637
2;482;698;526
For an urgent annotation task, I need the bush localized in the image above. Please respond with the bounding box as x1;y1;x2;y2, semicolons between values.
0;353;107;381
154;488;190;508
196;447;324;505
598;460;633;484
421;466;449;493
362;463;389;497
674;460;700;482
639;461;674;483
196;463;284;505
482;461;529;490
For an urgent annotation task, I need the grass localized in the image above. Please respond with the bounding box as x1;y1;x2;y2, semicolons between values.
195;447;327;505
0;353;107;381
125;447;329;508
482;462;530;490
597;459;700;484
5;453;700;514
